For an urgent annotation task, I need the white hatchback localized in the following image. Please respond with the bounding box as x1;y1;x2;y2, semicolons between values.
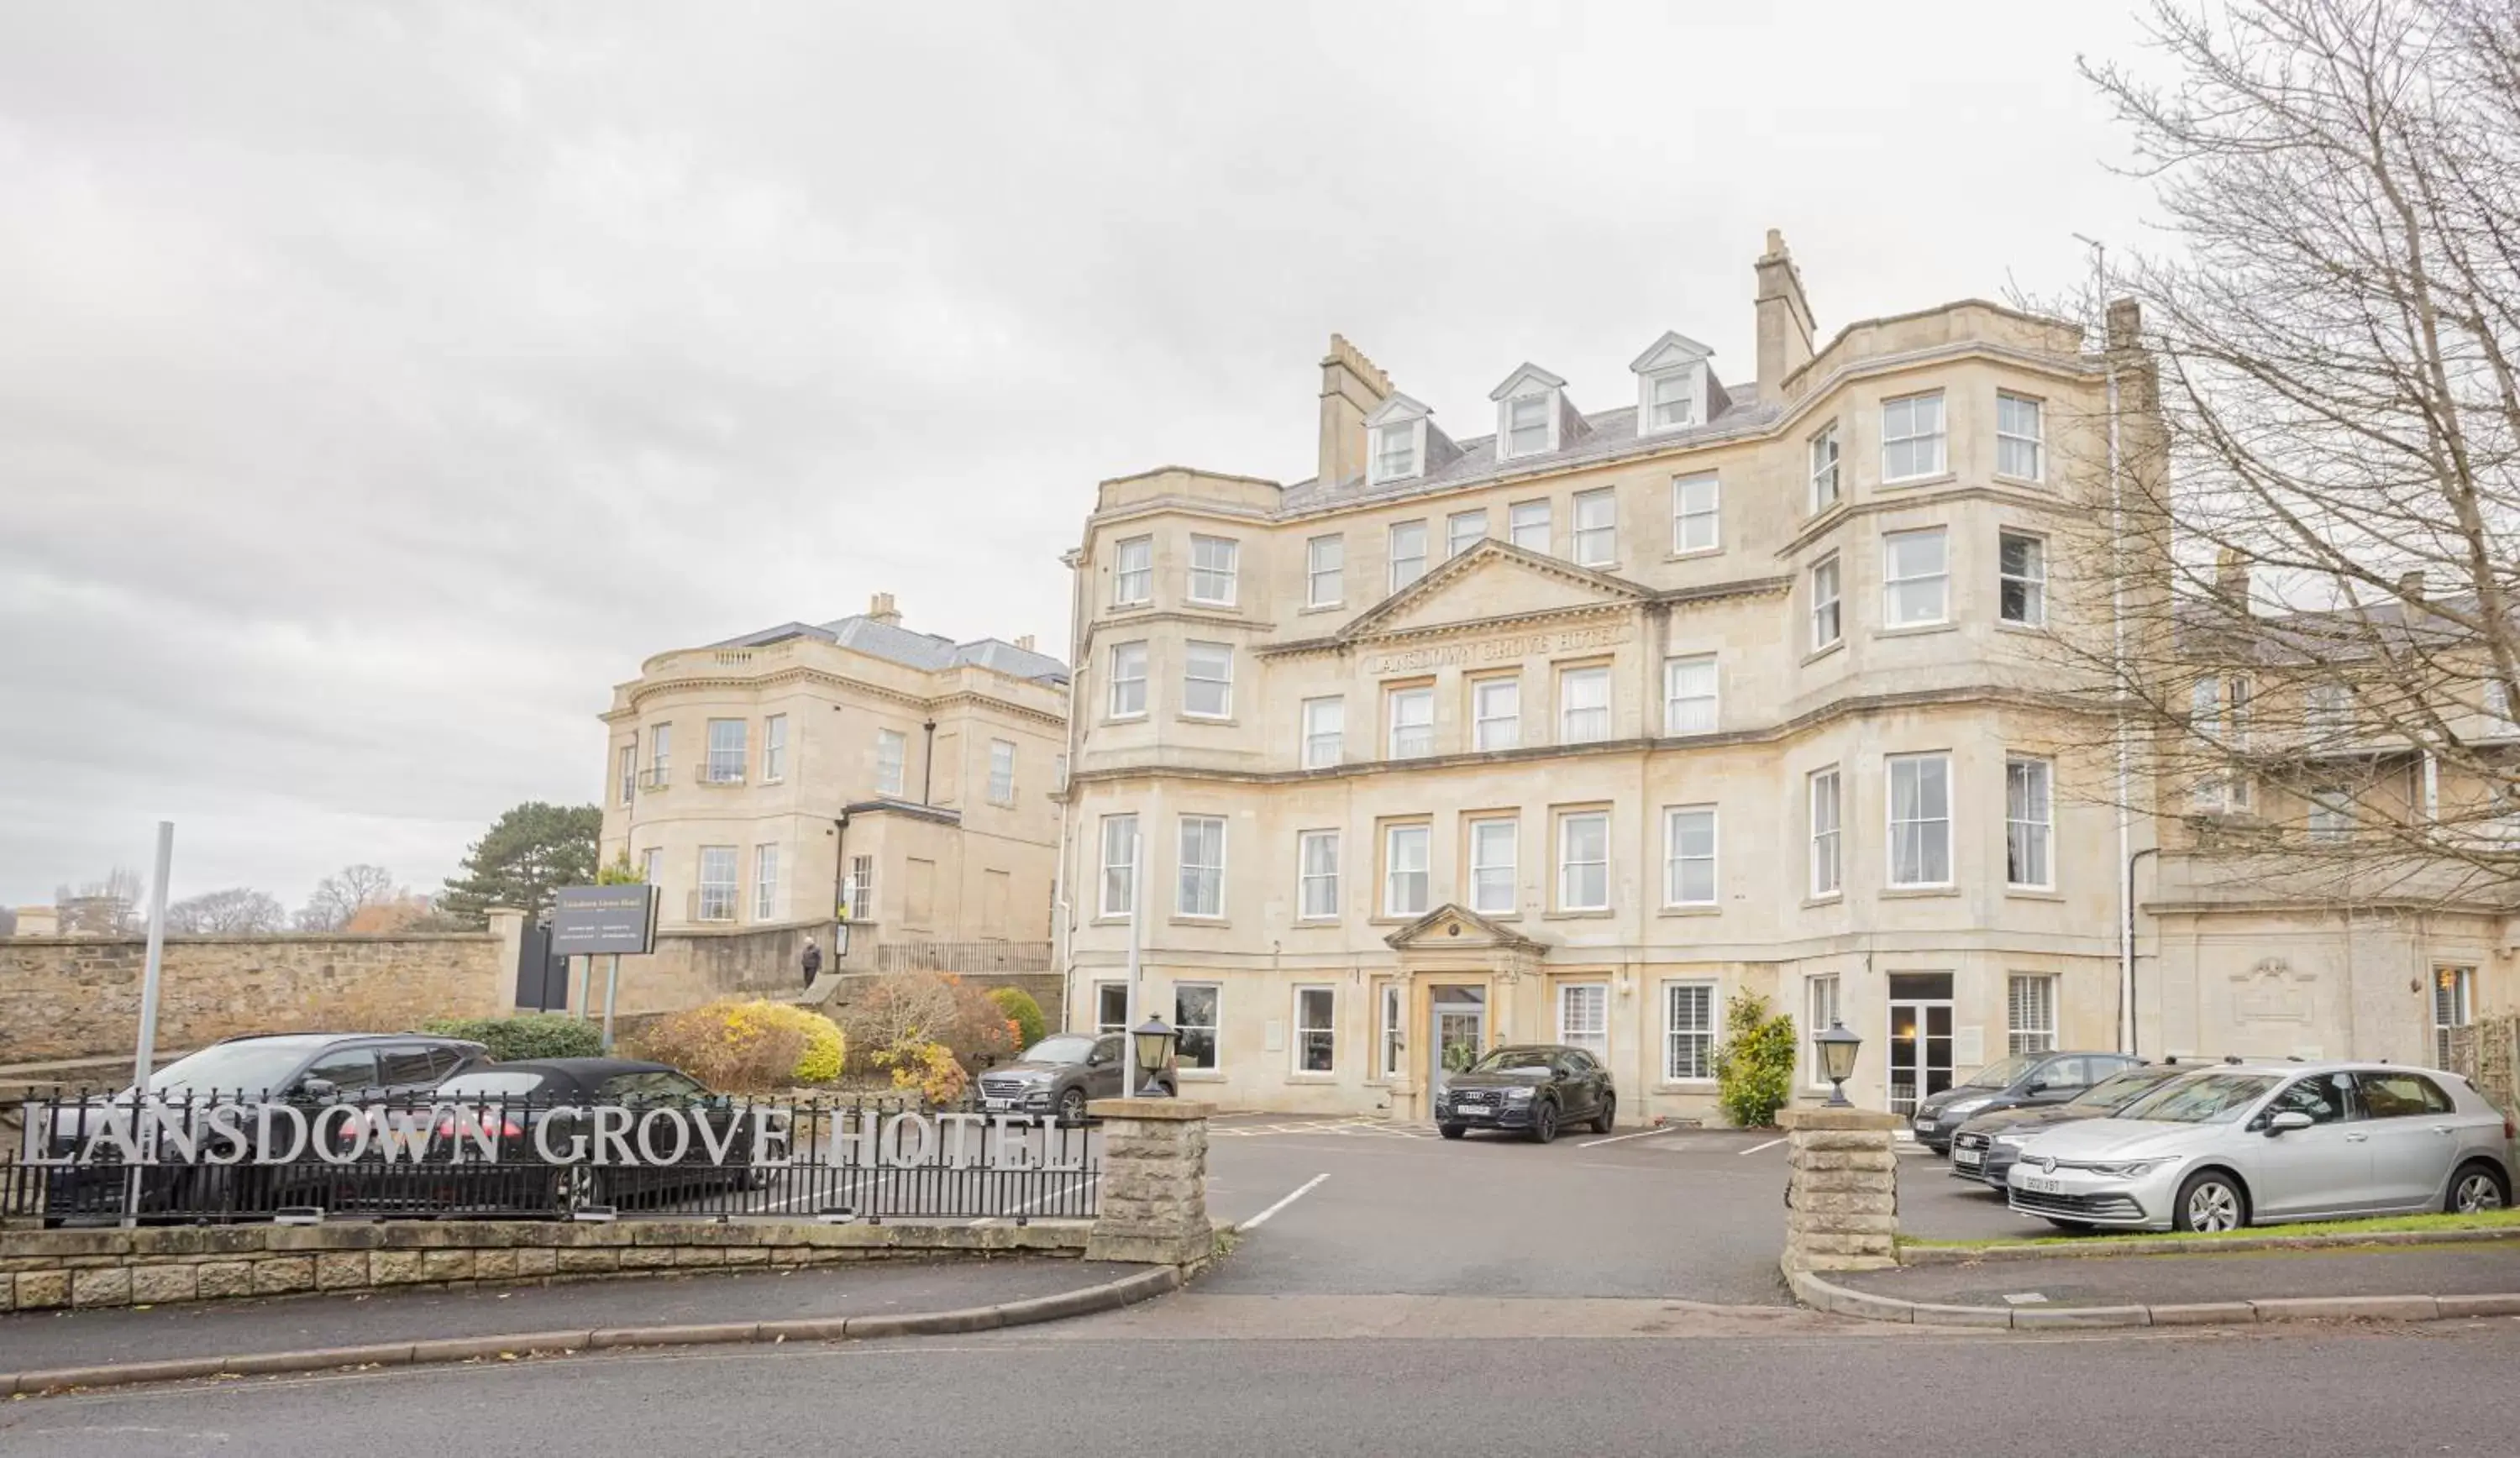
2004;1062;2515;1233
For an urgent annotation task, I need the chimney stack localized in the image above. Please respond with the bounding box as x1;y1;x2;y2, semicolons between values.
2213;548;2251;605
1317;333;1393;489
2398;570;2427;605
867;591;902;627
1015;633;1036;653
1753;228;1817;404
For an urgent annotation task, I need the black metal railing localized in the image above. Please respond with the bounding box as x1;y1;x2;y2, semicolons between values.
1;1089;1098;1227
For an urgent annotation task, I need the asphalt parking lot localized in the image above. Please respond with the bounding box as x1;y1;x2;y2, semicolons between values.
1200;1116;2032;1306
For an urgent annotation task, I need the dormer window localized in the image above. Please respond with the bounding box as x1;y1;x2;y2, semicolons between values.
1488;364;1569;464
1363;392;1438;486
1505;396;1551;458
1646;370;1697;432
1629;331;1719;439
1373;421;1419;482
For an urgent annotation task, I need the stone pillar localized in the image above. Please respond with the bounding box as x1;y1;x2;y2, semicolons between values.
1778;1107;1900;1272
485;907;526;1016
1084;1099;1214;1267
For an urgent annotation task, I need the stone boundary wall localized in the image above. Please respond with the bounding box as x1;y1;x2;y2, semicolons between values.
0;1219;1089;1312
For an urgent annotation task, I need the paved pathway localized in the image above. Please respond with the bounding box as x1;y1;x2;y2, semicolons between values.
1839;1242;2520;1309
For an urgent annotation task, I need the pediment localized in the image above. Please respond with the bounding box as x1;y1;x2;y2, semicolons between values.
1630;330;1715;374
1364;391;1434;427
1384;904;1541;952
1339;539;1648;643
1488;363;1567;401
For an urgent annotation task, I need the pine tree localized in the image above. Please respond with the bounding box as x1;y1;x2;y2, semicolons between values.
438;802;601;926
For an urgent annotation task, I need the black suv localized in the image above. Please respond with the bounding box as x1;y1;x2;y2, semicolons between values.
1435;1044;1615;1143
1908;1051;2141;1153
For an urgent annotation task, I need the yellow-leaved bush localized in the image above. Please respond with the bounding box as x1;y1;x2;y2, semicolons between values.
873;1036;968;1106
630;998;846;1092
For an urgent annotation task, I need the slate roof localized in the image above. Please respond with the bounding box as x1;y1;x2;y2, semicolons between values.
712;614;1069;684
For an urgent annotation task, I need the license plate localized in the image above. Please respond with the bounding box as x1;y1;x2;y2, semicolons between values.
1914;1119;1937;1131
1954;1149;1982;1167
983;1097;1014;1112
2024;1176;2062;1195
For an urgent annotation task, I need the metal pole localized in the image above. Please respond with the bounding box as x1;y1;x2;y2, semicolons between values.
1122;831;1144;1066
602;953;621;1052
577;954;593;1021
123;821;175;1229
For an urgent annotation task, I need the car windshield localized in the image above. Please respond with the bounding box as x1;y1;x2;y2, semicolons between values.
2065;1067;2176;1112
1960;1055;2040;1090
2116;1073;2279;1124
146;1041;312;1096
1467;1048;1557;1075
1023;1036;1099;1064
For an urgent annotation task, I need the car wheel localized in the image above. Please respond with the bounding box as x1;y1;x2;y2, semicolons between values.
1057;1088;1089;1124
1592;1095;1615;1135
2448;1160;2510;1214
2172;1169;2247;1234
1438;1123;1467;1141
1527;1100;1559;1145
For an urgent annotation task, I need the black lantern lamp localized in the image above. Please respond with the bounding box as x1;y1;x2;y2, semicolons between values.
1130;1015;1177;1097
1814;1018;1862;1108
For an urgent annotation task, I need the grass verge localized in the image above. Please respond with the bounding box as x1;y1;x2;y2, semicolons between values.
1900;1206;2520;1251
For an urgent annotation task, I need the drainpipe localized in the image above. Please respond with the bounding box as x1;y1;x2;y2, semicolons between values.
921;718;938;805
831;813;849;926
1053;549;1087;1033
2123;846;2158;1057
2091;244;2136;1059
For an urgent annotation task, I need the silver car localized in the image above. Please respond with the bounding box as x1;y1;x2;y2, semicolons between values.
2004;1062;2515;1233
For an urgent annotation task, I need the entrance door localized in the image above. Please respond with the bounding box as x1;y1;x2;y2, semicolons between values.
1887;973;1956;1118
1429;986;1487;1104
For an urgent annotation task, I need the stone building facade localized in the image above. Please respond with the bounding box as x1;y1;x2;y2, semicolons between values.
597;595;1069;952
1053;231;2512;1125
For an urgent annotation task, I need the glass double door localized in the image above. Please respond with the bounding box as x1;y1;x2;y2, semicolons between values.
1887;1000;1955;1119
1428;985;1487;1103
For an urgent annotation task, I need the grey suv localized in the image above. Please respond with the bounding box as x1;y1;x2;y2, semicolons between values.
975;1033;1174;1121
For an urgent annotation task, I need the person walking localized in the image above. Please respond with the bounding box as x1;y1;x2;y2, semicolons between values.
801;936;823;989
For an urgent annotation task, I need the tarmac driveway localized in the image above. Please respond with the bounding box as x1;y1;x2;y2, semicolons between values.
1200;1116;2033;1306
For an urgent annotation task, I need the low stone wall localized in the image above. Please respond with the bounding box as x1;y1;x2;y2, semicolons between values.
610;920;837;1017
0;1219;1089;1312
0;917;518;1064
1778;1106;1900;1272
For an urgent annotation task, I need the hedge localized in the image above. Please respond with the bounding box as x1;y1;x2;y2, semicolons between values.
419;1014;603;1062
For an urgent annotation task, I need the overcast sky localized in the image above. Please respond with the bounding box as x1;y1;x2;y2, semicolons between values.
0;2;2158;912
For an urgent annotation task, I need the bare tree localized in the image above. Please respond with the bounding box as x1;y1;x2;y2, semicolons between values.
2048;0;2520;906
295;864;402;931
165;888;289;935
55;867;144;936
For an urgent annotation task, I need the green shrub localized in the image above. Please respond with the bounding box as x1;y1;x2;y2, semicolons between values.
1713;992;1797;1129
988;987;1047;1050
623;999;847;1092
421;1014;603;1062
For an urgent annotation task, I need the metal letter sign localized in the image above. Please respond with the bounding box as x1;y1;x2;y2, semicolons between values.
549;885;658;957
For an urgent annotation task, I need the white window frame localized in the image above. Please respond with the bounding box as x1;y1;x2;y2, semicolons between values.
1099;815;1138;918
1389;520;1429;592
2007;973;2058;1056
1446;508;1487;559
1371;421;1421;485
1177;815;1226;919
1558;982;1609;1062
617;742;636;806
1559;664;1611;744
1306;533;1345;609
1388;685;1434;759
1663;655;1718;737
1297;830;1341;921
2005;755;2055;890
1294;985;1337;1073
1882;391;1947;483
1644;369;1698;434
1094;982;1129;1037
1662;805;1718;907
1883;527;1950;628
697;846;739;922
1887;752;1954;888
1108;641;1149;719
1810;554;1843;649
2307;785;2354;842
763;715;787;783
2307;680;2353;740
705;718;747;785
1379;983;1404;1079
753;843;780;922
1663;981;1719;1083
1572;488;1618;567
1469;816;1518;915
2435;966;2474;1067
875;727;907;796
1804;975;1842;1088
1509;500;1551;553
640;846;662;887
1182;640;1233;720
1999;531;2047;627
1502;393;1553;459
1809;767;1843;898
1809;421;1841;512
1473;676;1520;752
1188;535;1239;606
1301;696;1345;770
1557;810;1610;912
1671;474;1720;554
1996;391;2045;482
1174;982;1221;1072
987;739;1016;805
649;722;671;783
1383;822;1431;918
1114;536;1153;606
847;854;874;921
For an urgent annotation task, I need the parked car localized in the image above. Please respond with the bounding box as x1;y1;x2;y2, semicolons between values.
34;1031;491;1222
1908;1051;2143;1153
1950;1061;2198;1187
2003;1062;2517;1233
1435;1044;1615;1143
426;1058;754;1214
975;1033;1173;1121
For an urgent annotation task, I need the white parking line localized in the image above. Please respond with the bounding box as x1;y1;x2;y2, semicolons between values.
972;1172;1099;1227
1578;1125;1682;1149
1236;1172;1329;1231
1739;1136;1788;1156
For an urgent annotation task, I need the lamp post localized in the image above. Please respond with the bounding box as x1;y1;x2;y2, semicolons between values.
1130;1015;1177;1098
1814;1018;1862;1109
